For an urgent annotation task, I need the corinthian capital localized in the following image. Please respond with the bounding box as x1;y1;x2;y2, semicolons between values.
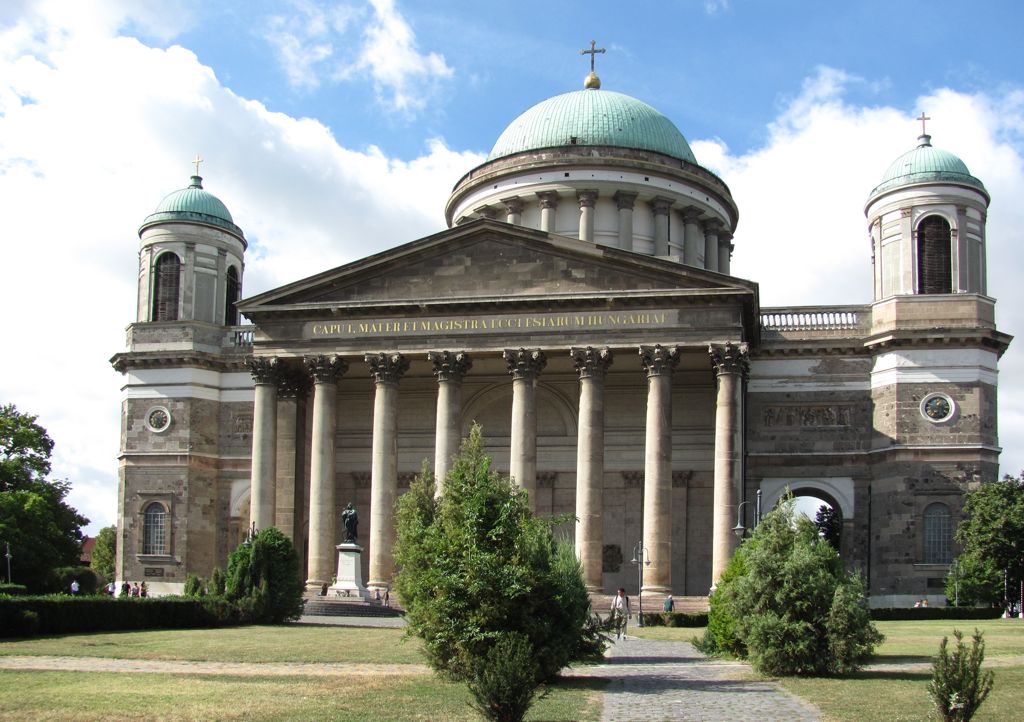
305;354;348;384
536;191;560;210
503;348;547;380
247;356;280;385
576;189;598;209
428;350;472;382
639;344;680;377
277;366;311;398
709;341;749;377
365;352;409;384
571;346;613;379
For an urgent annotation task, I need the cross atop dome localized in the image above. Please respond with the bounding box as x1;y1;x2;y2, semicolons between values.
580;39;605;89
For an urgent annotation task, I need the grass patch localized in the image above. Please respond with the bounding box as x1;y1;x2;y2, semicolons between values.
0;626;603;720
629;625;706;643
0;670;603;721
775;620;1024;722
0;625;423;664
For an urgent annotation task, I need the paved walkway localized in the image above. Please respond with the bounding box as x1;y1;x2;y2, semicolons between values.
572;636;822;722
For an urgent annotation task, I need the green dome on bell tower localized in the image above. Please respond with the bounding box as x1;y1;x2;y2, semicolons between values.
140;175;245;240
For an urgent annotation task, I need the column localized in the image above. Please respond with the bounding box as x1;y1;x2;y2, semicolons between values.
718;232;734;275
248;356;280;533
304;354;348;590
537;191;560;233
577;190;598;242
613;191;637;251
703;219;722;272
710;342;749;587
651;197;674;256
682;206;702;266
572;346;613;591
429;350;472;493
366;352;409;589
275;368;309;545
503;197;524;225
640;344;680;593
503;348;547;510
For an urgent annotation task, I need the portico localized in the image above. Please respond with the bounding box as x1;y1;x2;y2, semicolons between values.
237;220;756;595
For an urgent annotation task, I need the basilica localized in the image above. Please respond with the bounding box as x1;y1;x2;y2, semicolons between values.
112;63;1010;607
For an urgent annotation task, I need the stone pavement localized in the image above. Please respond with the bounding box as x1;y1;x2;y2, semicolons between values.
572;636;822;722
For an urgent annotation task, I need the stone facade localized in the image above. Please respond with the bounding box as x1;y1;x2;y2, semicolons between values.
112;95;1010;605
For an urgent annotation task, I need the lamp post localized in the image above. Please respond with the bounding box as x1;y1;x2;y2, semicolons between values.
3;541;11;584
732;500;753;540
631;540;651;627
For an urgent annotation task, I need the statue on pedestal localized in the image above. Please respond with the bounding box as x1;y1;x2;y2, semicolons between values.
341;502;358;543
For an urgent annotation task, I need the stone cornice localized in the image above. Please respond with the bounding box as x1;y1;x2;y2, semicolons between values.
111;350;251;374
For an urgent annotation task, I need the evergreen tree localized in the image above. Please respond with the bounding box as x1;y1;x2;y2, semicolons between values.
226;527;304;623
701;499;882;675
395;426;604;721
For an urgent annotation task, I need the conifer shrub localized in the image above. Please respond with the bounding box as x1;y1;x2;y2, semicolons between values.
183;573;205;597
927;629;994;722
209;567;226;596
226;527;304;623
395;426;605;722
702;499;882;675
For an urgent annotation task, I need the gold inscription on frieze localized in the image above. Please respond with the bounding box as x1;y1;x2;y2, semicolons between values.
308;311;670;338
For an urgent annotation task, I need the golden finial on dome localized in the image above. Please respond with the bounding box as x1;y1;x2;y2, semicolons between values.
580;39;605;89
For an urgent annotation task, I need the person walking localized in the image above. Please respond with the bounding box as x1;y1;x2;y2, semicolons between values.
610;587;631;639
663;594;674;612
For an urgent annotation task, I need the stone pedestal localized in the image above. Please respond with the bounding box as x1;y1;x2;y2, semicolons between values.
327;543;371;599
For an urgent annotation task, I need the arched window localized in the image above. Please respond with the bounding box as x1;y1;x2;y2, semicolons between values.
917;216;953;294
923;502;952;564
224;265;240;326
152;253;181;321
143;503;168;555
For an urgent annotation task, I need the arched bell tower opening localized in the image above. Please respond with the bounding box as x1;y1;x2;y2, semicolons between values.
916;215;953;294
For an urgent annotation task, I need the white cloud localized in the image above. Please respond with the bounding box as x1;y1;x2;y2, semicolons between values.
337;0;453;112
0;4;477;532
693;65;1024;477
703;0;730;15
260;0;452;112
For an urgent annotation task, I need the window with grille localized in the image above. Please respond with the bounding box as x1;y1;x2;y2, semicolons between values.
917;216;953;294
152;253;181;321
143;503;168;555
224;265;240;326
923;502;952;564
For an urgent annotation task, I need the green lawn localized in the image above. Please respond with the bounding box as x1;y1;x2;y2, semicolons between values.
0;625;422;664
0;625;603;721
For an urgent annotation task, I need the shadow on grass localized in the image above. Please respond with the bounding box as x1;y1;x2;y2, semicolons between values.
548;677;607;692
871;654;933;665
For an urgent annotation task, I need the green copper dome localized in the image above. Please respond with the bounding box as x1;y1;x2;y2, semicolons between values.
487;89;697;164
868;135;985;200
140;176;244;238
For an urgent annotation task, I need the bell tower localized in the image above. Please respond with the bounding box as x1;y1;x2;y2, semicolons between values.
865;117;989;301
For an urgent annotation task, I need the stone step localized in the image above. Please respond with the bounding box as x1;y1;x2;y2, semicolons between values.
303;598;404;618
590;593;709;614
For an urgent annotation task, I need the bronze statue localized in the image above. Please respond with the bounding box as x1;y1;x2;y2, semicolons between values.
341;502;358;543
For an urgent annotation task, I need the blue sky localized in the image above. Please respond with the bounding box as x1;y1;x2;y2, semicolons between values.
2;0;1023;532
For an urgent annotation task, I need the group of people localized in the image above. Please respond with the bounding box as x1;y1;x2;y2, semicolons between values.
100;580;147;597
373;587;391;607
609;589;677;639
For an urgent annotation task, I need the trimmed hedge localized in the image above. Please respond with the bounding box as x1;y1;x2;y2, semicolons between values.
637;611;709;628
0;583;29;596
869;606;1004;621
0;596;244;637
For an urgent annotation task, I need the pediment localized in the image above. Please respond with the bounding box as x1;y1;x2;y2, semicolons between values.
239;219;756;314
